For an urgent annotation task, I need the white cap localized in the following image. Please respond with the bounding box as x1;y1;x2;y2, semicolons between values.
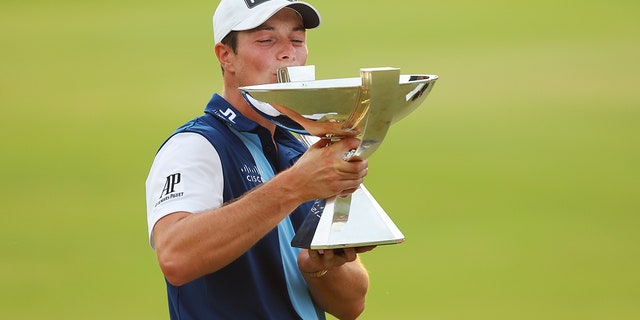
213;0;321;44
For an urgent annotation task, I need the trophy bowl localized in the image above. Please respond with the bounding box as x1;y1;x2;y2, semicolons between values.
240;69;438;140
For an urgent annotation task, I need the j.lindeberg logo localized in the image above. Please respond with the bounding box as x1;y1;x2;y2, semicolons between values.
155;173;184;207
220;108;237;123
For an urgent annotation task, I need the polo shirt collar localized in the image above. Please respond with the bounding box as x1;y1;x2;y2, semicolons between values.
204;93;307;167
204;93;261;133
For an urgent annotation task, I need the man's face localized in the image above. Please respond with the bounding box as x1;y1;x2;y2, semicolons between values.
230;8;309;86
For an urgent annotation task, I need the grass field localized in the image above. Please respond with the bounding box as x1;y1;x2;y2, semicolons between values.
1;0;639;319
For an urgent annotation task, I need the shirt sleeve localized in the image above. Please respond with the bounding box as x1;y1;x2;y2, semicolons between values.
145;132;224;248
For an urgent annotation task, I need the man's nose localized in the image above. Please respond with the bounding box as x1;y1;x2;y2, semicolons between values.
278;41;296;61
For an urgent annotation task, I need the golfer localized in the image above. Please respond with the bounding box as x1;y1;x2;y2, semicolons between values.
145;0;375;319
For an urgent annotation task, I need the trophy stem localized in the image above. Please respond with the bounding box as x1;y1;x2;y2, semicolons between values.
331;195;351;232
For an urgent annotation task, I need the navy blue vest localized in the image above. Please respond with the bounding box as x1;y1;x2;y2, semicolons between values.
161;94;314;319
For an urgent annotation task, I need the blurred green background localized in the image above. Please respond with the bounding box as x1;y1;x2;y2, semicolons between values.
1;0;638;319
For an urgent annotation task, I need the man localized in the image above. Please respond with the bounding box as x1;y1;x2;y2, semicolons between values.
145;0;375;319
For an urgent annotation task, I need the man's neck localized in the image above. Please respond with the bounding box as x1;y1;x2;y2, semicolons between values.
222;87;277;135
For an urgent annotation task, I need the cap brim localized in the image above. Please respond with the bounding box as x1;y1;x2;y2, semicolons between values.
288;3;321;29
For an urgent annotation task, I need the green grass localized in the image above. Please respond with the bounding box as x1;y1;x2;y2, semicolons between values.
1;0;639;319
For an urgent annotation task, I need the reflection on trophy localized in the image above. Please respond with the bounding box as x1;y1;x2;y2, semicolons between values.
240;67;438;249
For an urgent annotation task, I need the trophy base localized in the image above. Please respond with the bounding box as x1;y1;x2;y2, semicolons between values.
291;185;405;249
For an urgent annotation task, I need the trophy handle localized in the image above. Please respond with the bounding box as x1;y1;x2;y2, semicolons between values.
350;67;402;159
327;68;400;239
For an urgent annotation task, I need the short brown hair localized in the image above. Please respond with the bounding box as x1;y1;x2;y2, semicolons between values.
221;31;239;53
219;31;239;74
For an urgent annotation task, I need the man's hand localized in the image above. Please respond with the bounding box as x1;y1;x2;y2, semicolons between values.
298;246;376;275
296;246;375;319
287;137;368;203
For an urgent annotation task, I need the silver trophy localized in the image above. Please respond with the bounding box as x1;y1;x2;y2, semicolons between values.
240;67;438;249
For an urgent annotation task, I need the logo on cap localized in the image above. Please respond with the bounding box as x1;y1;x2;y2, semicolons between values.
244;0;296;9
243;0;271;9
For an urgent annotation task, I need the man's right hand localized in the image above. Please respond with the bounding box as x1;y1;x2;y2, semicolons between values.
286;137;368;202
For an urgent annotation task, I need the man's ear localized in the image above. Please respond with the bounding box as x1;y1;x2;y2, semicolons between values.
215;43;235;73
